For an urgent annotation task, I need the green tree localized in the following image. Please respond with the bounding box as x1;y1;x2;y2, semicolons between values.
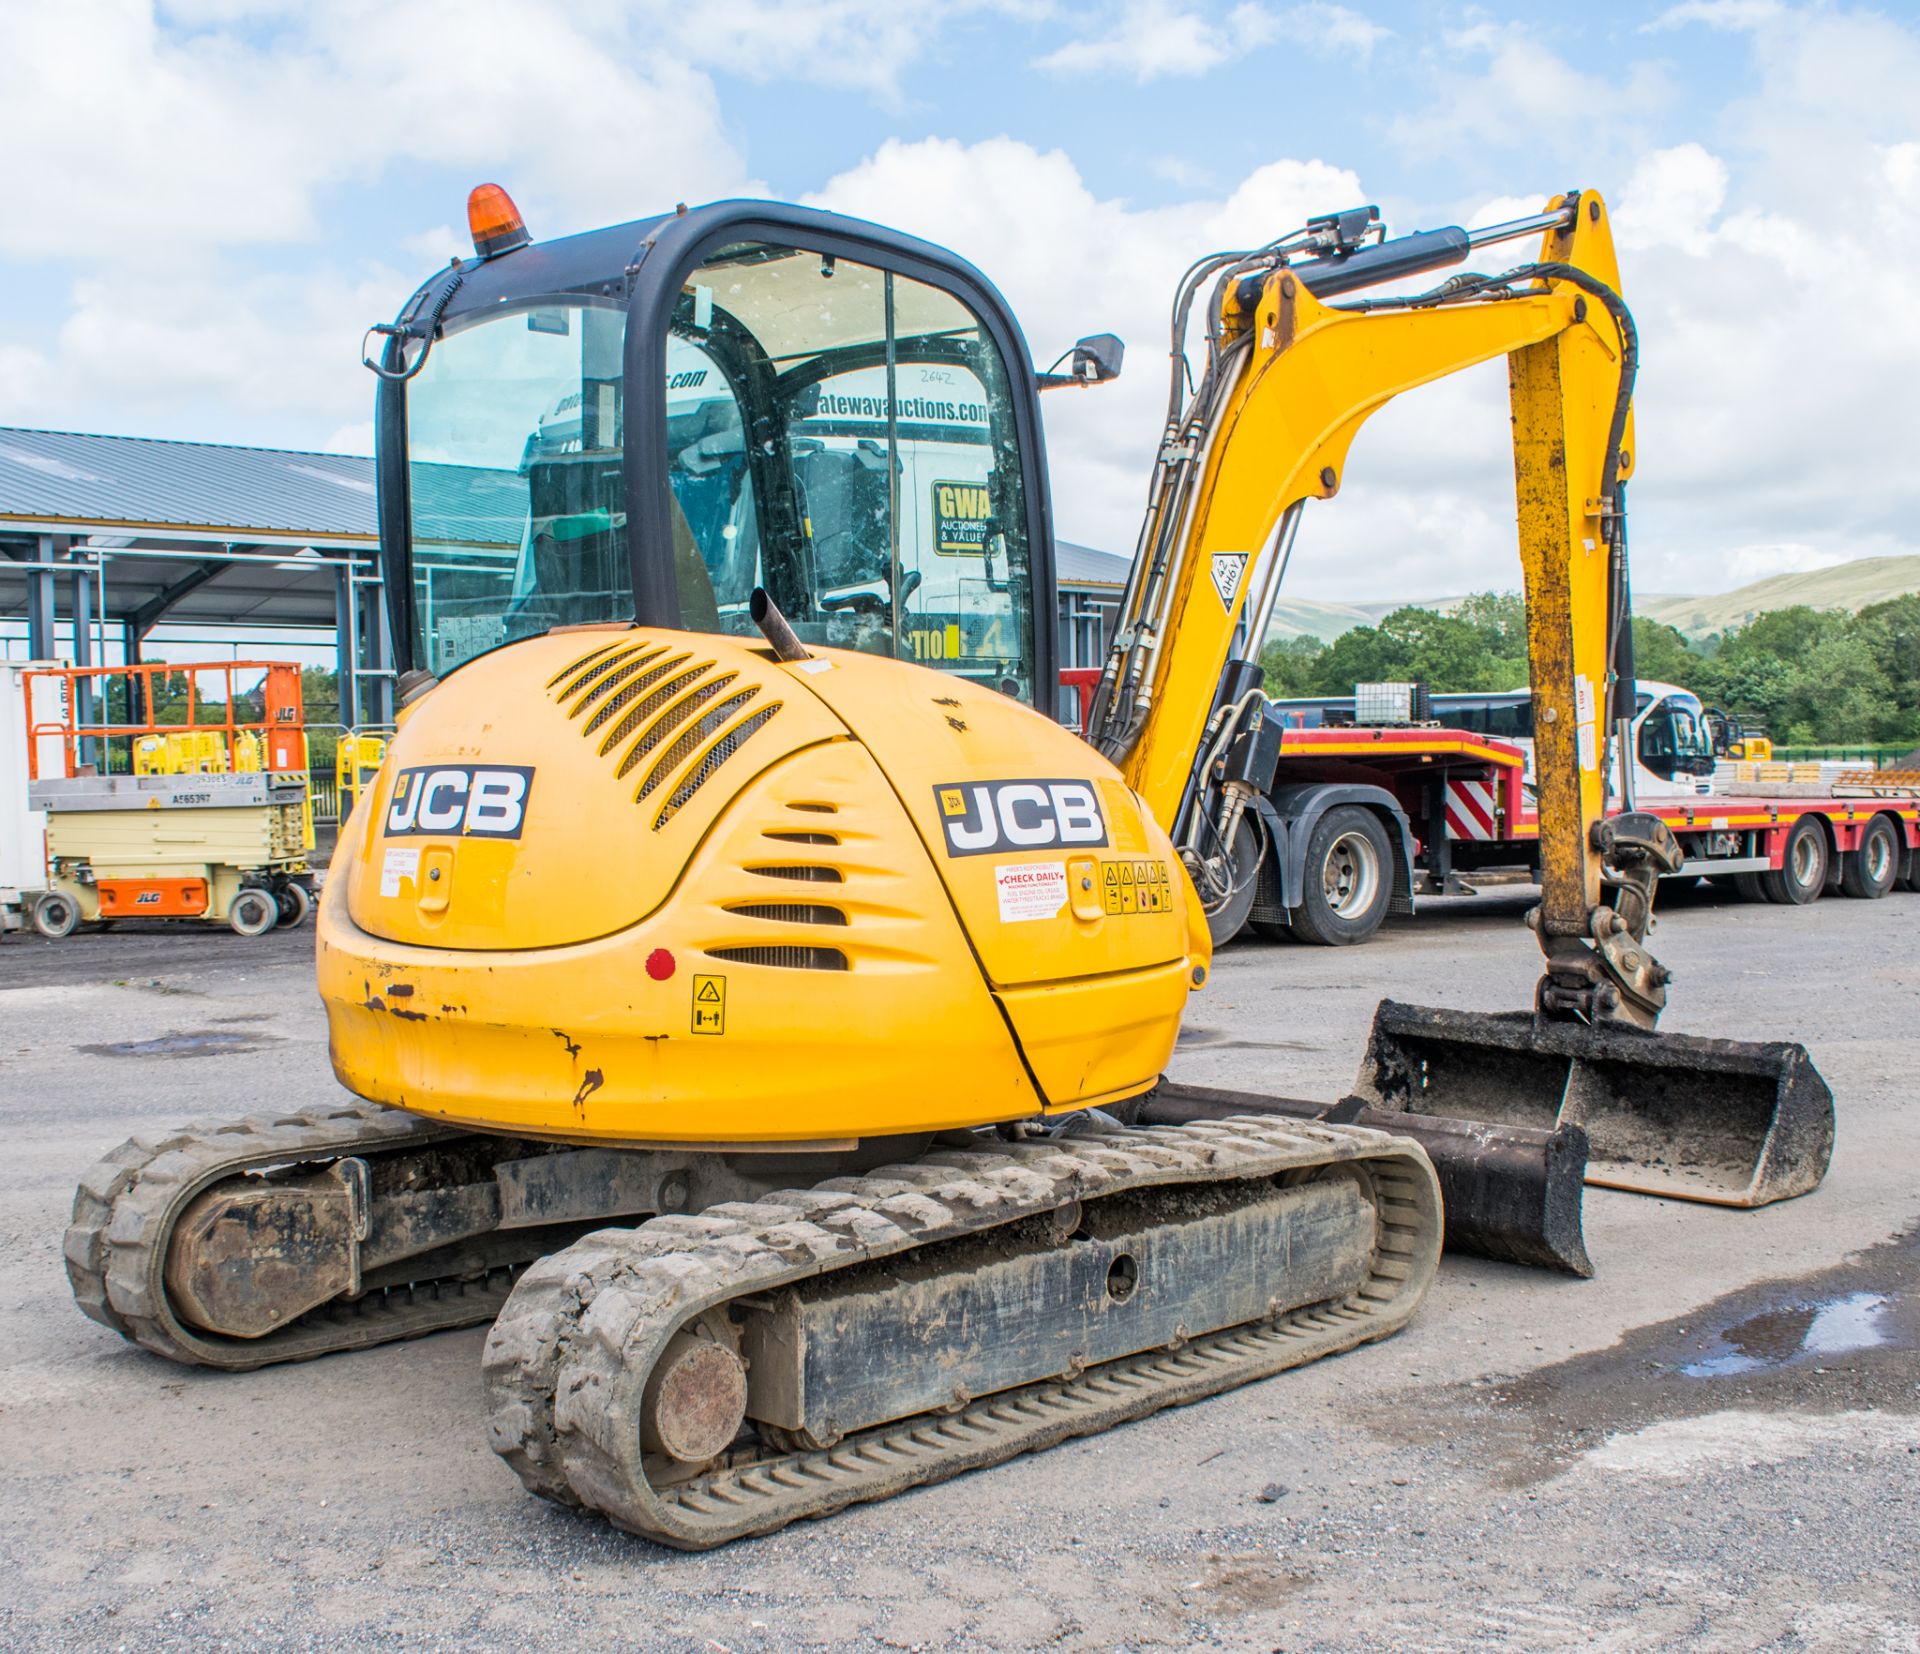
1258;634;1327;697
1629;616;1700;689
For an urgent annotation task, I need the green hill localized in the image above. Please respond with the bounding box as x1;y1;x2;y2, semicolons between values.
1637;556;1920;637
1257;556;1920;647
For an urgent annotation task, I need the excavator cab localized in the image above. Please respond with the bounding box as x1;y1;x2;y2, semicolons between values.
369;192;1057;708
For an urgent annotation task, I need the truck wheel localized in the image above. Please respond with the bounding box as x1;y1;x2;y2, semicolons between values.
1202;818;1262;946
228;888;279;937
31;891;80;940
1902;849;1920;893
1761;819;1828;905
1731;871;1768;902
1291;807;1393;946
1840;817;1899;899
275;882;313;928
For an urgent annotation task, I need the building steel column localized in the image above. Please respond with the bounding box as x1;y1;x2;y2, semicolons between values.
361;554;393;725
71;568;97;766
333;560;359;728
26;535;59;659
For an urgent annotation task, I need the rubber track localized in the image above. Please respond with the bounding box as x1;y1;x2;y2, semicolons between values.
482;1115;1442;1548
64;1102;517;1369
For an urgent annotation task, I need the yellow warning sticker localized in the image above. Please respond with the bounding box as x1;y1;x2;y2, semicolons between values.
691;974;726;1035
1097;858;1170;917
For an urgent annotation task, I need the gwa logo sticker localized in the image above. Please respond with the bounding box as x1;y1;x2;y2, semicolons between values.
385;765;535;839
933;779;1108;857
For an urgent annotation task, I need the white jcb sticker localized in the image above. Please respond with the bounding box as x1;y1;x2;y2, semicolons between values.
1577;725;1597;772
995;861;1068;923
1209;552;1248;612
380;845;421;898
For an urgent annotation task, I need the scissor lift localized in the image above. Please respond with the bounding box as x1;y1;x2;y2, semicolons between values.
22;661;316;939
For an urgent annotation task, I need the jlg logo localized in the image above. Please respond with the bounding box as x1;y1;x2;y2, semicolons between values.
385;765;535;840
933;779;1108;857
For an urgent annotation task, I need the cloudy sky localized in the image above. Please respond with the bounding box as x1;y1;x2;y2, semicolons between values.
3;0;1916;601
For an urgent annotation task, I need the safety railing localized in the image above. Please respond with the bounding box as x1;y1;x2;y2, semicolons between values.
23;661;305;781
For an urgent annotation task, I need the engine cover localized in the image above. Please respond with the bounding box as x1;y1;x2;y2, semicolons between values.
319;628;1209;1142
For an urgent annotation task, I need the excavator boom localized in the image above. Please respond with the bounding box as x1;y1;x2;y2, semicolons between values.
1087;189;1832;1210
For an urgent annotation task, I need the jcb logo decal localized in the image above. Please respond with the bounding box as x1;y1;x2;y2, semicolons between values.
385;765;535;840
933;779;1108;857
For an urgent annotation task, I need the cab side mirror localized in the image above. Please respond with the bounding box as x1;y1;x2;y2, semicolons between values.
1038;333;1124;390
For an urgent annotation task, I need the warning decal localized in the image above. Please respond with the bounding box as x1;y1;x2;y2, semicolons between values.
379;846;420;898
691;974;727;1035
1209;552;1248;612
1101;858;1172;916
994;861;1068;923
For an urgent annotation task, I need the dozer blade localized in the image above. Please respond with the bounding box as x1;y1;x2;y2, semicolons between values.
1138;1083;1593;1276
1350;1000;1835;1208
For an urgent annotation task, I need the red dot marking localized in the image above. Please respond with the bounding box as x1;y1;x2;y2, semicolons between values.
645;948;676;981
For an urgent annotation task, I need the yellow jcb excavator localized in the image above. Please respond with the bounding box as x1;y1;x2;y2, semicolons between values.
66;183;1832;1547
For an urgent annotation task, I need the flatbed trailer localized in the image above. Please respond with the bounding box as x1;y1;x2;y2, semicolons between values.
1233;722;1920;943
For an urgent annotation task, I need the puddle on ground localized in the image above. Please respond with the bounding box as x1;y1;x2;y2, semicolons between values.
1368;1225;1920;1487
78;1029;280;1059
1682;1292;1890;1377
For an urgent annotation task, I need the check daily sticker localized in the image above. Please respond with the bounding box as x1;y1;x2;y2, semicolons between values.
995;861;1068;922
380;845;421;897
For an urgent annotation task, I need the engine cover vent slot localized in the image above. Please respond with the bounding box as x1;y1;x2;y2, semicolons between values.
547;639;626;689
652;704;782;828
614;672;736;780
584;652;690;739
554;643;650;707
602;662;708;759
571;646;673;724
788;802;837;814
723;902;847;926
746;865;844;884
762;830;838;846
640;689;759;799
705;945;848;971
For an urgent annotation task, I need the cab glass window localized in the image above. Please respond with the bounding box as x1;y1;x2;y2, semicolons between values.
665;244;1037;702
405;302;629;675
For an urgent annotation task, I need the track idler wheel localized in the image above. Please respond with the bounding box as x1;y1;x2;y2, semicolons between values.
641;1329;749;1469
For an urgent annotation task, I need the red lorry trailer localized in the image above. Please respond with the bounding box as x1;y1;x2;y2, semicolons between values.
1234;721;1920;946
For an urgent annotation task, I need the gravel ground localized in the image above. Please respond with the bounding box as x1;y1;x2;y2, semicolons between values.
1;885;1916;1652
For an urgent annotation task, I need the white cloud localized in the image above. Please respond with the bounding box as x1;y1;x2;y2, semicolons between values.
1611;144;1729;255
323;421;376;456
0;345;55;426
1718;543;1854;583
1388;23;1674;166
1285;2;1389;60
639;0;1039;102
1033;1;1383;80
1033;1;1244;80
1645;0;1784;32
0;1;754;265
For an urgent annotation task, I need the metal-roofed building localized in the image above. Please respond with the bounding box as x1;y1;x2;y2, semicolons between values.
0;426;394;722
1;426;1133;728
